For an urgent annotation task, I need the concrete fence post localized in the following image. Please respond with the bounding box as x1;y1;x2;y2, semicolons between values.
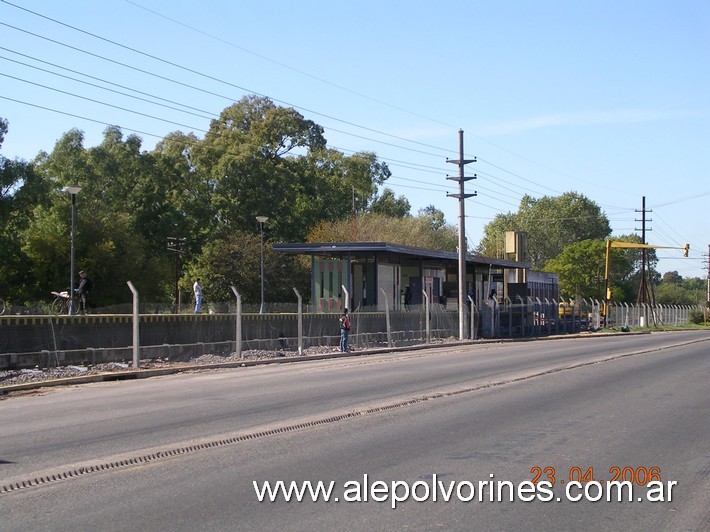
422;290;430;344
468;294;476;340
293;287;303;356
126;281;140;369
380;288;393;347
230;286;242;359
340;285;349;312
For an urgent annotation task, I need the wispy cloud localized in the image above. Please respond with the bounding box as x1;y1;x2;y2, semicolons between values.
478;108;704;136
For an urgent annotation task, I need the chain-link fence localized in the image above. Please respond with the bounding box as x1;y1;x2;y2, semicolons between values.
471;297;702;338
0;295;704;370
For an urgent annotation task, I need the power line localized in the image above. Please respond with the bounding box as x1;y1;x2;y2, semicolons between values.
0;95;167;139
123;0;457;129
0;72;209;133
121;0;641;202
0;0;587;203
2;0;682;233
0;48;217;117
651;191;710;208
0;55;215;121
0;16;460;158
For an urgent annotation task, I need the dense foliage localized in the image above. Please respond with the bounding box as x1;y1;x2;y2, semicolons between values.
654;271;707;306
477;191;611;269
0;98;445;307
0;100;703;309
306;208;457;251
544;234;659;301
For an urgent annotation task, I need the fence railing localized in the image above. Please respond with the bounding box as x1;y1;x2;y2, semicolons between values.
1;292;703;371
471;297;701;339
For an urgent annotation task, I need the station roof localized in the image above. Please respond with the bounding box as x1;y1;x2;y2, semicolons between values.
272;242;530;270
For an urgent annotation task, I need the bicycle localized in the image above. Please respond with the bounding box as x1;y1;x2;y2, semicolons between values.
50;290;71;315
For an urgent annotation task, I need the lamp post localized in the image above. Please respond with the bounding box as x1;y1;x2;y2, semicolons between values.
256;216;268;314
65;186;81;315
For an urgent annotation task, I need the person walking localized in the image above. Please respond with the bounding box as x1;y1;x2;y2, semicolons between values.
193;278;203;314
339;308;351;352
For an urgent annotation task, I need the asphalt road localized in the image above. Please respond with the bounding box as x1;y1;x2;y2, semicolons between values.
1;330;708;531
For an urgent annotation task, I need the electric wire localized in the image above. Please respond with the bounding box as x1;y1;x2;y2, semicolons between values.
0;56;215;122
0;15;460;158
0;1;704;277
1;0;606;203
123;0;456;129
0;95;165;139
121;0;642;203
0;48;218;117
0;11;582;216
0;72;209;133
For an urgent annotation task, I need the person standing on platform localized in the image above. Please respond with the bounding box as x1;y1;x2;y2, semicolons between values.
193;278;204;314
76;270;92;314
339;308;351;352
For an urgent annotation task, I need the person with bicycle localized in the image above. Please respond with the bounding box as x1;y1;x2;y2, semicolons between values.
76;270;93;314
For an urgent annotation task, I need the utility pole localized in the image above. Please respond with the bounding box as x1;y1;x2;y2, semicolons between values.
635;197;653;325
635;196;653;303
446;130;476;340
706;244;710;307
167;233;186;313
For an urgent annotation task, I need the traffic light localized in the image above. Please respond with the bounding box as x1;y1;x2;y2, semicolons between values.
683;243;689;257
606;287;613;300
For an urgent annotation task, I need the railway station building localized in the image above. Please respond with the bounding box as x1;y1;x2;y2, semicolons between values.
273;238;559;313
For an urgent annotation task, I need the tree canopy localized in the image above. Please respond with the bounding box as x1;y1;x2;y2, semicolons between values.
0;99;702;309
306;211;458;251
477;192;611;269
654;272;706;306
0;96;403;307
544;234;661;302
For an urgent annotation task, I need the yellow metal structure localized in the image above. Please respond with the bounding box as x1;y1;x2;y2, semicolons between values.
603;240;689;317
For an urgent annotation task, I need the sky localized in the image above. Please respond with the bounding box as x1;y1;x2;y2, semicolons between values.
1;0;708;282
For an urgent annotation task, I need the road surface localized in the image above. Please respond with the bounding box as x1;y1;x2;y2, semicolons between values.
1;330;708;530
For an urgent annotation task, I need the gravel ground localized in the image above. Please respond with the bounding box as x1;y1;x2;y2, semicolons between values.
0;346;342;388
0;337;459;390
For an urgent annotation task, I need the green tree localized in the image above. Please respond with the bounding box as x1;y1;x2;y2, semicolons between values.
289;148;391;239
654;272;705;306
26;128;173;305
193;95;328;242
654;282;695;306
418;205;446;230
478;192;611;268
0;117;52;302
307;212;458;251
545;239;607;300
183;230;309;305
193;96;392;243
545;236;645;301
369;188;411;217
679;276;706;304
661;271;683;285
150;131;211;255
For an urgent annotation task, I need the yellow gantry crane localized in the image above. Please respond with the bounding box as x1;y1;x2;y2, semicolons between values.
603;240;689;316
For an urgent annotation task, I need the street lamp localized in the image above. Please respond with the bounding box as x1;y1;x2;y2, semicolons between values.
256;216;269;314
65;186;81;315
